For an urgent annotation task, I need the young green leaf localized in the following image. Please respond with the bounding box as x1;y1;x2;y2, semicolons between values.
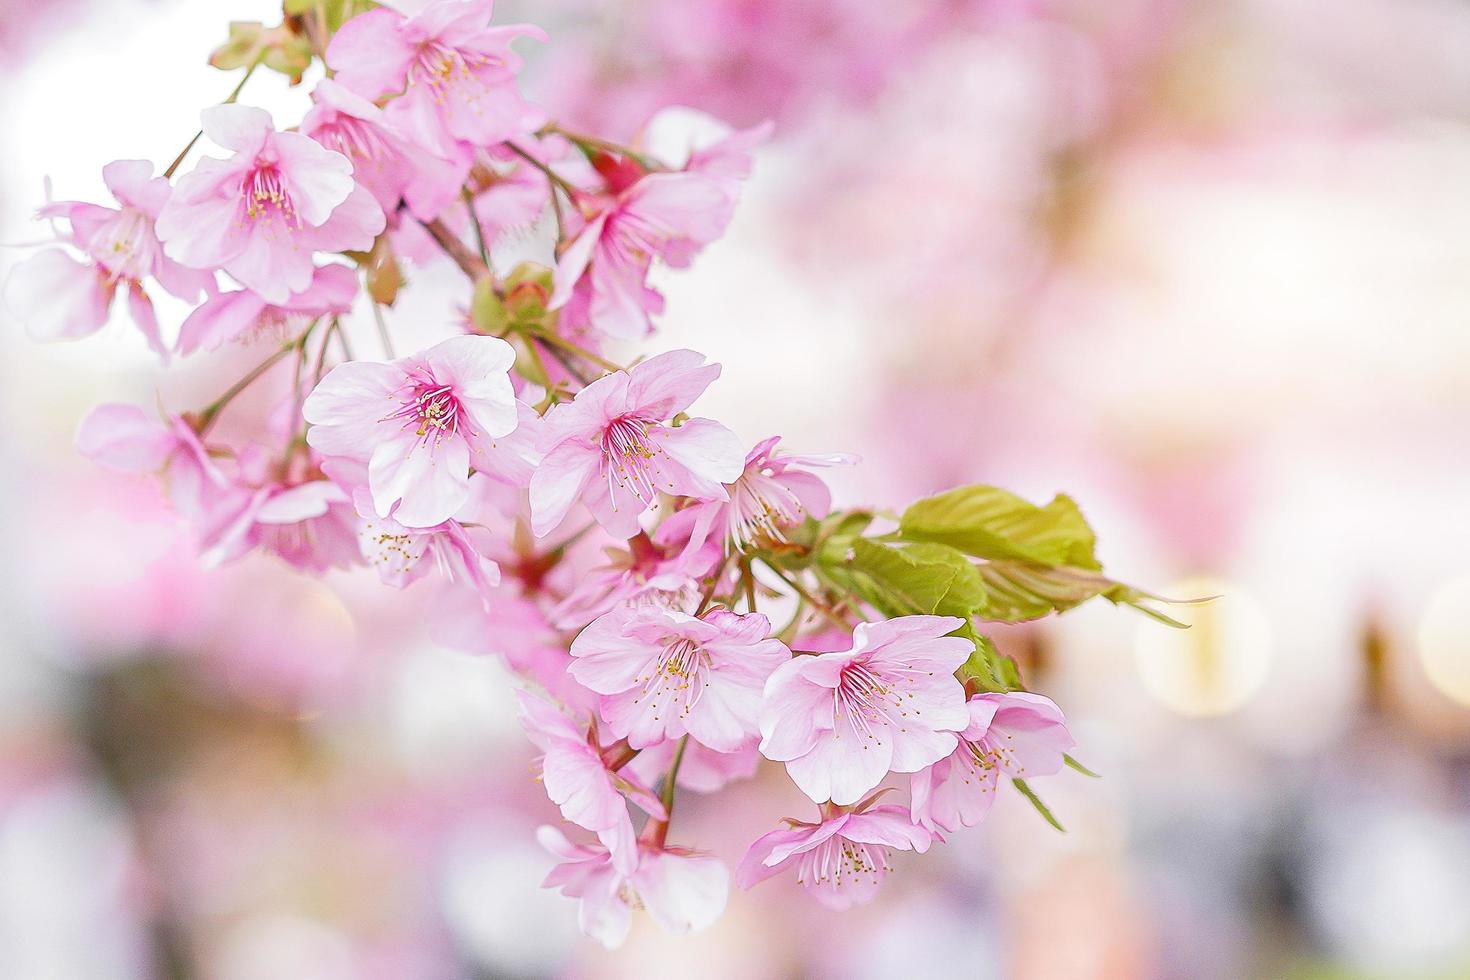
1064;754;1100;778
1013;778;1065;832
899;485;1101;569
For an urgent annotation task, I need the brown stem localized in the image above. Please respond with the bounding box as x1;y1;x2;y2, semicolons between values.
418;218;491;280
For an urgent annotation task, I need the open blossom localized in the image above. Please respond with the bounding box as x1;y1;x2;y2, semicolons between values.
570;608;790;751
156;104;385;304
4;160;213;357
301;77;460;222
74;403;252;546
549;170;735;339
912;692;1075;834
736;800;931;910
517;691;665;872
759;615;972;806
303;334;518;528
326;0;545;162
538;826;728;949
659;436;854;556
529;349;744;539
549;528;716;629
176;263;358;356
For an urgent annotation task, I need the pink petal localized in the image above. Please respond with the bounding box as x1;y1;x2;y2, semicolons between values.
200;104;274;155
75;404;175;471
325;7;415;100
4;249;111;341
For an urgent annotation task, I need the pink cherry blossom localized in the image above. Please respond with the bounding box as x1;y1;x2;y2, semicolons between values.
204;477;362;572
517;691;666;872
301;77;461;222
736;800;931;910
549;171;736;339
326;0;545;162
528;349;744;539
627;738;760;795
759;615;972;806
176;263;358;356
570;607;790;751
659;436;855;556
4;160;213;357
538;825;728;949
911;691;1075;834
433;586;597;711
549;529;716;629
74;404;252;547
325;459;504;603
303;334;518;527
639;106;774;190
156;105;385;304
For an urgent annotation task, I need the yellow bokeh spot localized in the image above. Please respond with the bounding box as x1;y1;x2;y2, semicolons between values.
1134;576;1271;717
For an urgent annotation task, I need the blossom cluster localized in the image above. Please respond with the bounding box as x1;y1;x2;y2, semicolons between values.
6;0;1157;948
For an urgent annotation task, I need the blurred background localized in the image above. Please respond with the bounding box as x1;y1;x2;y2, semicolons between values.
3;0;1470;977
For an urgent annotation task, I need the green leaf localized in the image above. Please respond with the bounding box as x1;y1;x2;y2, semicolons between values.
1013;778;1065;832
899;485;1101;569
822;539;988;620
955;627;1022;693
974;560;1190;627
1064;754;1100;778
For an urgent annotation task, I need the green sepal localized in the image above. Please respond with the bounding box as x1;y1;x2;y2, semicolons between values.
1013;778;1065;832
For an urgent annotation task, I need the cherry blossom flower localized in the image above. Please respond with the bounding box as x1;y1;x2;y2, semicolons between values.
156;104;385;304
74;404;252;546
175;263;358;356
528;349;744;539
205;478;362;572
303;334;518;528
736;799;931;910
517;691;665;872
4;160;213;357
549;527;717;629
759;615;972;806
911;691;1074;834
570;607;790;751
549;170;736;339
301;77;461;222
659;436;854;556
538;825;728;949
326;0;545;162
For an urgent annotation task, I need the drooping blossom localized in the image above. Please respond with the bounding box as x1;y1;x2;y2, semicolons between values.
658;436;854;556
627;738;761;795
326;0;545;162
156;104;385;304
549;170;736;339
300;77;461;222
4;160;213;357
517;691;665;872
303;334;518;527
74;404;251;547
322;459;505;604
759;615;972;806
570;607;790;751
529;349;744;539
639;105;774;190
176;263;358;356
911;691;1075;834
538;825;728;949
549;528;716;630
736;798;931;910
433;586;597;711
